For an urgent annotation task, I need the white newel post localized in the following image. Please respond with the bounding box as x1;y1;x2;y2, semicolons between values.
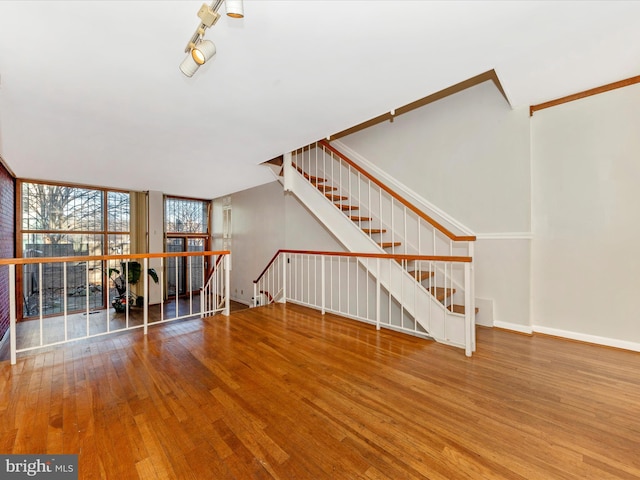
9;264;17;365
281;253;287;304
376;258;381;330
143;257;149;335
468;242;476;352
464;262;472;357
253;283;257;307
321;255;326;315
200;287;204;319
283;152;293;192
224;254;230;316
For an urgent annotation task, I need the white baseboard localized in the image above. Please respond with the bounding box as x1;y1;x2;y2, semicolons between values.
533;325;640;353
491;321;640;352
493;320;533;334
230;297;251;306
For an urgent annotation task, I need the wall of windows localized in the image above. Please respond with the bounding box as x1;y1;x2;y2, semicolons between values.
164;196;210;296
19;181;130;318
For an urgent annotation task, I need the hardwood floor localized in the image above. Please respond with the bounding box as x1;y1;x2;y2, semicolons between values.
11;298;249;351
1;303;639;479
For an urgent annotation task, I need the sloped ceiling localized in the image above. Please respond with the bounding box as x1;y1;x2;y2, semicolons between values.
0;1;639;198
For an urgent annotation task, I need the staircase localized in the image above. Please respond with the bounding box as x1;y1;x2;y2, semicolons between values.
263;142;477;353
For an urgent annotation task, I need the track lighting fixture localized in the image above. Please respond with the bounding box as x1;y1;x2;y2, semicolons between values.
225;0;244;18
179;0;244;77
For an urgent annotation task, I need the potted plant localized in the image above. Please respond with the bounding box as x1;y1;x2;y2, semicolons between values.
109;261;159;312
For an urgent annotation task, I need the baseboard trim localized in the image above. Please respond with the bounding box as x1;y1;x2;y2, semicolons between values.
493;321;533;335
533;325;640;353
231;298;251;307
492;321;640;352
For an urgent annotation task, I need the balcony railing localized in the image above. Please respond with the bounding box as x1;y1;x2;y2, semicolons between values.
0;250;230;364
254;250;474;355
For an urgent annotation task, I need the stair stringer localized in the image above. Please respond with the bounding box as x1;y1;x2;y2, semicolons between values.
285;162;467;348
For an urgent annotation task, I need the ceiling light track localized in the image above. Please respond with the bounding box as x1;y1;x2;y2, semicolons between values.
180;0;244;77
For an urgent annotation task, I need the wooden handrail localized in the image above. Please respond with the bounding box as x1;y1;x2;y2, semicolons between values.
317;140;476;242
0;250;231;267
254;250;283;284
254;249;472;284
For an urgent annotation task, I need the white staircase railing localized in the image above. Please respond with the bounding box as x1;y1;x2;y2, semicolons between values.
289;141;476;315
253;250;474;356
200;253;231;318
1;250;230;364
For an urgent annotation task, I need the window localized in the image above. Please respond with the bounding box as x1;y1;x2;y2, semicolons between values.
164;196;210;296
19;181;130;317
165;197;208;234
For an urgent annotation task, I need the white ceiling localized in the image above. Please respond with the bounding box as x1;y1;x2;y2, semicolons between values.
0;1;639;199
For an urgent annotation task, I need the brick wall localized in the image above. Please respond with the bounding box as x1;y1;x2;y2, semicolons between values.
0;162;15;340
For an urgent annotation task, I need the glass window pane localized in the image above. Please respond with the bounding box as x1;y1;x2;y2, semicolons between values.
22;233;104;317
188;238;205;291
107;191;130;232
22;183;103;232
165;197;209;234
108;234;130;256
166;238;184;296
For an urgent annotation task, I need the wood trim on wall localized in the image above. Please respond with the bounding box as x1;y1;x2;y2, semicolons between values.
330;69;510;140
529;74;640;116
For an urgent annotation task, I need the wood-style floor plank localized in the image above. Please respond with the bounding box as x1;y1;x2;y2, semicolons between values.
1;302;640;479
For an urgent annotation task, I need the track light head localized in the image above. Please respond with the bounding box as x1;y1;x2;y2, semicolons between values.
225;0;244;19
191;40;216;65
179;41;216;77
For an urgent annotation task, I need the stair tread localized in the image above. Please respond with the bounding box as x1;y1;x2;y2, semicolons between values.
293;164;326;183
337;205;359;210
308;175;326;183
361;228;387;234
448;304;480;315
317;185;337;191
379;242;401;248
350;216;372;222
429;286;456;301
407;270;434;282
327;194;349;201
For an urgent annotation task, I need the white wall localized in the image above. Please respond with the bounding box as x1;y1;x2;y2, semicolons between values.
474;238;531;330
339;80;532;328
340;80;531;233
531;83;640;347
213;181;285;305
